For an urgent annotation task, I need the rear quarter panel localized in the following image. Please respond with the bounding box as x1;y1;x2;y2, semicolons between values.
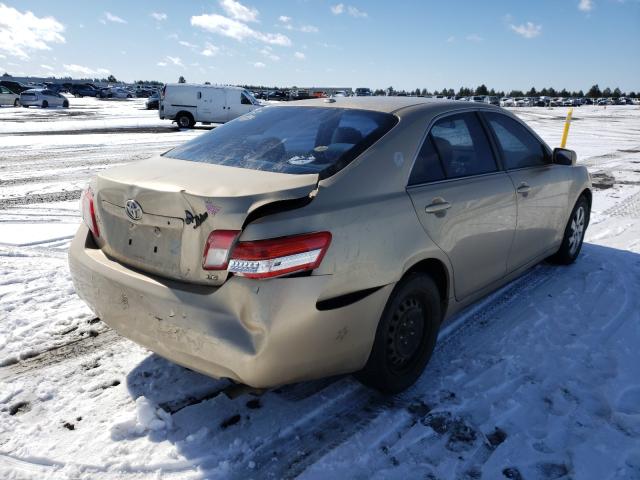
241;106;455;303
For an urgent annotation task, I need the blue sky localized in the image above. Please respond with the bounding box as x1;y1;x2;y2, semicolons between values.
1;0;638;91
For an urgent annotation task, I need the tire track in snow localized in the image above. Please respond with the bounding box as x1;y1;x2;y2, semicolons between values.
228;264;556;479
0;322;123;381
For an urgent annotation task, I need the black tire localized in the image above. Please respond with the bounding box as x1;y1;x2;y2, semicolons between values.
176;112;195;128
23;105;29;108
41;100;48;108
356;273;442;393
13;98;19;107
62;100;69;108
550;195;590;265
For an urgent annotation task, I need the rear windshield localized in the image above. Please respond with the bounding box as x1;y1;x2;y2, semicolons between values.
163;106;398;177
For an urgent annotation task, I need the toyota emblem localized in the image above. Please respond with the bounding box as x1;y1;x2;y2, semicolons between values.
125;199;143;221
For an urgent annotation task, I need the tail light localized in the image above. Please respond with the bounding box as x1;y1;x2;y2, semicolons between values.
202;230;240;270
81;188;100;238
202;231;331;279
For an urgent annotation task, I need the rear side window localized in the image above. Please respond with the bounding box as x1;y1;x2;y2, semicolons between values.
164;106;398;177
429;112;497;179
484;112;548;169
408;135;446;185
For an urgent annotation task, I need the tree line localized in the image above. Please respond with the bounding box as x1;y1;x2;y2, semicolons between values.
378;84;637;98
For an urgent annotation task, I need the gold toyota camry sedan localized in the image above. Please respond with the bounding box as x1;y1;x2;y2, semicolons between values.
69;97;591;392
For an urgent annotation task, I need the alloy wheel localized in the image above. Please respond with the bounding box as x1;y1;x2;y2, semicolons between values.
568;206;585;255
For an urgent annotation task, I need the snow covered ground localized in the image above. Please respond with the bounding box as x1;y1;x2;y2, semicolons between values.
1;99;639;479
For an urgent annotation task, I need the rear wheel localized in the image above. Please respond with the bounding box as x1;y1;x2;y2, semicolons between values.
62;100;69;108
356;273;441;393
13;98;19;107
41;100;48;108
550;195;590;265
176;112;195;128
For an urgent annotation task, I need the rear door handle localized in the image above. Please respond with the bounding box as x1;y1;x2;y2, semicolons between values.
516;182;531;194
425;199;451;214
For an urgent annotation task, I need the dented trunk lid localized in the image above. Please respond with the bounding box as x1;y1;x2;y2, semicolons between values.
93;156;318;285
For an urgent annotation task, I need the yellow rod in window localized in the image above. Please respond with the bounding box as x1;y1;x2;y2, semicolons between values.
560;108;574;148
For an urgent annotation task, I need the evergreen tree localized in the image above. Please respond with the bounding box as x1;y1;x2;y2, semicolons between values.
178;76;186;84
586;84;601;98
602;87;612;97
475;84;488;95
612;87;622;98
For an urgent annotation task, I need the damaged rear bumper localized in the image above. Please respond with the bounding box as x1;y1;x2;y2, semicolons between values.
68;224;392;388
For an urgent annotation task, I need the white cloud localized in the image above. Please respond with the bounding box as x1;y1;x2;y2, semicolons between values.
104;12;127;24
166;56;183;66
155;56;183;68
253;61;266;68
347;6;368;18
151;12;167;21
220;0;259;23
294;51;305;60
0;4;65;59
465;34;483;42
447;36;456;43
191;13;291;46
202;42;220;56
509;22;542;38
278;15;291;23
331;4;367;17
179;40;197;48
63;64;109;76
578;0;594;11
260;47;280;61
40;64;53;70
299;25;319;33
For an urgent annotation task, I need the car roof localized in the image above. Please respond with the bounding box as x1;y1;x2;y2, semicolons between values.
270;96;498;115
165;83;244;90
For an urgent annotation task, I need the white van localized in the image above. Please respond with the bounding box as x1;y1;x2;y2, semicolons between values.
159;84;261;128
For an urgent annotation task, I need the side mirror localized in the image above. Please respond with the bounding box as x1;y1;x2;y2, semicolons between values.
553;147;577;166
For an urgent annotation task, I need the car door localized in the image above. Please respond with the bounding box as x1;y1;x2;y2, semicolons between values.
229;90;257;119
0;86;9;105
200;88;228;122
406;111;517;300
481;111;572;271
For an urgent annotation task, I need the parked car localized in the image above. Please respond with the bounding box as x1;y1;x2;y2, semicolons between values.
484;96;499;106
355;87;373;96
500;97;514;107
71;84;99;97
20;89;69;108
0;85;20;106
145;92;160;110
160;83;261;128
0;80;30;94
69;97;592;393
103;87;133;99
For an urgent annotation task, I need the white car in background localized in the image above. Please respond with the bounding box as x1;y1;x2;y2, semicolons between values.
0;85;20;107
500;97;515;107
20;89;69;108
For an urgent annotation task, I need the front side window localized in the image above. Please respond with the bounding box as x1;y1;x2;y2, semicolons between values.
164;106;398;177
484;112;548;169
430;112;497;178
241;92;252;105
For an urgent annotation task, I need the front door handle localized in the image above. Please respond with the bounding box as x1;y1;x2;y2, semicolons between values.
516;182;531;195
425;198;452;214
